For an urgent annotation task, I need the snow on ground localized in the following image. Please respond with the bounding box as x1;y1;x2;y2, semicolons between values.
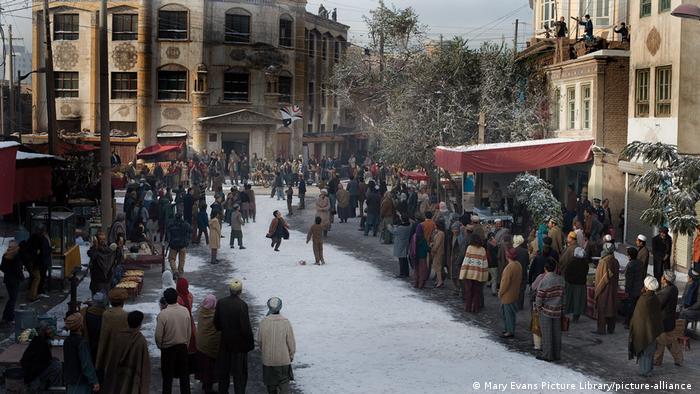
210;195;603;394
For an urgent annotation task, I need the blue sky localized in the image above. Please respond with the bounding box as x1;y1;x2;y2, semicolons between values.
4;0;533;50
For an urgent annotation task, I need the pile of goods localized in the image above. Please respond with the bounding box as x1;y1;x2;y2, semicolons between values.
17;329;37;344
115;269;145;299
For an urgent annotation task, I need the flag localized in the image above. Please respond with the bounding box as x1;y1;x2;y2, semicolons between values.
280;105;303;127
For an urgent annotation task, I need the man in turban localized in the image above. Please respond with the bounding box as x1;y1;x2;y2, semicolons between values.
63;312;100;393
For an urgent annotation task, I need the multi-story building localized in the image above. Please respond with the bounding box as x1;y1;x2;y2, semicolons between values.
521;1;630;227
619;0;700;272
31;0;351;161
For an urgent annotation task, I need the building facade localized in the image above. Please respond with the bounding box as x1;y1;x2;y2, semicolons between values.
619;0;700;272
32;0;351;160
523;1;630;230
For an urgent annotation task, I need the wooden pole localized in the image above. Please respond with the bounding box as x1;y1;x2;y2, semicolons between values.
99;0;112;232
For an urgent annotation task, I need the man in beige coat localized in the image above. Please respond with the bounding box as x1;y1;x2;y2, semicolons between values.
258;297;296;394
499;248;523;338
548;218;564;256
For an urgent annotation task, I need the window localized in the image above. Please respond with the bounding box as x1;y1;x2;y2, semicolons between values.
225;13;250;43
113;14;138;40
111;72;137;99
581;85;591;129
320;123;326;132
635;69;650;117
322;37;328;60
307;123;313;132
595;0;610;26
332;124;338;131
656;66;672;117
209;134;218;142
321;84;327;107
54;14;79;40
308;31;315;58
279;75;293;103
641;0;652;17
157;70;187;100
333;93;338;107
659;0;671;12
542;0;555;29
279;17;293;47
334;41;341;63
550;88;560;131
158;10;188;39
567;87;575;129
110;121;136;133
308;82;315;116
55;72;79;97
223;72;249;101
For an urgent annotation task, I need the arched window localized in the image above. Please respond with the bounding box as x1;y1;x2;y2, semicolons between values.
158;4;189;40
278;71;293;103
225;8;251;43
157;64;188;101
279;14;293;47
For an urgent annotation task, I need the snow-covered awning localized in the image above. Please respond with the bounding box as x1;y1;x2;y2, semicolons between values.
435;138;594;174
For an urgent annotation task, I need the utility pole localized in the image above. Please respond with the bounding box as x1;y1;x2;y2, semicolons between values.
7;24;14;135
99;0;112;231
43;0;57;155
513;19;519;57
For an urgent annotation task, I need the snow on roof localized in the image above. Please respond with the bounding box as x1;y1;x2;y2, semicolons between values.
437;137;595;153
0;141;20;149
16;151;60;161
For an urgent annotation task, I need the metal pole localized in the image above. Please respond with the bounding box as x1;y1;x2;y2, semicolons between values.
99;0;112;232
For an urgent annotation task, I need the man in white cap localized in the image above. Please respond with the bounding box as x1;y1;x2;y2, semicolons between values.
214;279;254;394
512;235;529;310
471;215;486;241
654;270;682;367
636;234;650;275
258;297;296;394
628;276;663;377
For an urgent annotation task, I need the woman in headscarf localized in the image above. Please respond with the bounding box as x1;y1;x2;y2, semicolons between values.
565;247;590;322
176;278;197;355
196;295;220;394
536;223;548;254
162;270;175;289
1;240;23;323
594;241;620;335
430;221;446;288
390;215;412;278
411;223;430;289
461;234;488;312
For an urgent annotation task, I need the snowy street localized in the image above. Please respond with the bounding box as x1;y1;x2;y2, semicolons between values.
114;190;600;393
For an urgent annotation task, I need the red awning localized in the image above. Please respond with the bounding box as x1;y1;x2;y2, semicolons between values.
0;142;20;215
136;143;182;159
30;140;99;155
435;138;594;173
400;170;430;182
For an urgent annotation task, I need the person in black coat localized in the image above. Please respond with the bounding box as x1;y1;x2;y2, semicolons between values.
1;241;24;322
214;279;254;394
623;247;645;328
529;245;555;286
21;322;61;390
652;228;672;282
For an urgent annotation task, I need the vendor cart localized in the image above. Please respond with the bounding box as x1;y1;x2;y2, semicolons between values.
28;209;81;284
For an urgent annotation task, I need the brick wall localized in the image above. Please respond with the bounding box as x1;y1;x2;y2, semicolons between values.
601;58;630;153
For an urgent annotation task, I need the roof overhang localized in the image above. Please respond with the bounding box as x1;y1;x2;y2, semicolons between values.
198;109;281;125
435;138;594;174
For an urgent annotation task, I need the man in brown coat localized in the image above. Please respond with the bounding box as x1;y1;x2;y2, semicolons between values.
593;242;620;335
547;218;564;257
636;234;650;276
379;193;395;244
96;288;129;392
307;217;326;265
499;248;522;338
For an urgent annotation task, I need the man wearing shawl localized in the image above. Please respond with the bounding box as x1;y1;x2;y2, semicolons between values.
410;223;430;289
88;231;117;296
63;313;100;393
258;297;296;394
499;248;522;338
96;288;129;391
108;311;151;393
21;322;61;391
108;214;126;245
593;242;620;335
628;277;663;377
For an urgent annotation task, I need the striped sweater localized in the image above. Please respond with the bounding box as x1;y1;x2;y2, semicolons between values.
460;245;489;282
535;272;565;318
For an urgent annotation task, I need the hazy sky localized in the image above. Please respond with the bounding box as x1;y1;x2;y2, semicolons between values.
3;0;533;50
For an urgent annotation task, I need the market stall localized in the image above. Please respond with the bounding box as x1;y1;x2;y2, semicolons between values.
136;143;184;162
27;209;81;283
0;142;20;215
